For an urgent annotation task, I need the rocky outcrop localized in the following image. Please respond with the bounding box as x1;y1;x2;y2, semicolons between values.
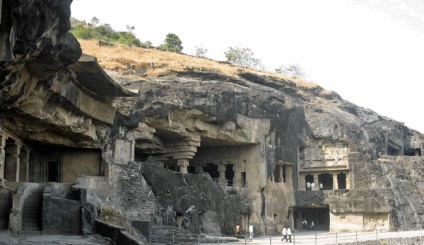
1;0;424;237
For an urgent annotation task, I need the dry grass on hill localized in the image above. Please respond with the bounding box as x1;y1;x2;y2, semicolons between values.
77;39;319;89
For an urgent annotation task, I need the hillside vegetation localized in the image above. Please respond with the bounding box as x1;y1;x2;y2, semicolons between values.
77;39;320;90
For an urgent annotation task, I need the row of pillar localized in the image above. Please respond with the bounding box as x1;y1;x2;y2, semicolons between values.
299;172;350;191
0;131;31;186
162;158;248;189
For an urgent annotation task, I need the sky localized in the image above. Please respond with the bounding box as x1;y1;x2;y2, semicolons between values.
71;0;424;132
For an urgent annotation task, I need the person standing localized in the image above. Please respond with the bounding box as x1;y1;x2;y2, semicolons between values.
249;224;253;241
311;221;315;230
302;219;308;231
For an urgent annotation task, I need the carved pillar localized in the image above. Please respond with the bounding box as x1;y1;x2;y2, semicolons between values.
285;162;294;189
0;135;6;186
278;165;283;182
346;173;351;190
5;142;21;182
299;173;306;191
218;163;226;187
288;208;294;229
177;159;189;175
333;173;338;190
313;173;319;191
19;148;30;182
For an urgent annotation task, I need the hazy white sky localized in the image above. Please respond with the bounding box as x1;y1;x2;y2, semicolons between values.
72;0;424;132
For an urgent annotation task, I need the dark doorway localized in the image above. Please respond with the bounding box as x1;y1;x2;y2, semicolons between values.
337;172;346;189
47;159;59;182
295;207;330;231
203;163;219;179
241;172;247;187
319;173;333;190
225;164;234;186
305;174;314;190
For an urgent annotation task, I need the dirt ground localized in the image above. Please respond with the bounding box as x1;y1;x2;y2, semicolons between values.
0;231;114;245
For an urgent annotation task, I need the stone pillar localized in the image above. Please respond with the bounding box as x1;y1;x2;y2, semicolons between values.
5;143;21;182
218;164;226;187
299;173;306;191
285;162;294;189
234;169;241;188
313;173;319;191
177;159;189;175
0;135;6;186
288;208;294;229
19;148;30;182
333;173;338;190
346;173;351;190
277;165;283;182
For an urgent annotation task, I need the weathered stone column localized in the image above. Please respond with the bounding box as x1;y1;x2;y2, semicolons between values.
346;173;351;189
177;159;189;174
0;135;6;186
288;208;294;229
278;165;283;182
19;148;30;182
333;173;338;190
299;173;306;191
5;143;21;182
285;162;294;189
218;163;226;187
313;173;319;191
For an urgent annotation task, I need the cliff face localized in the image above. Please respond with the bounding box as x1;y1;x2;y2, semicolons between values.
1;0;424;236
111;68;424;232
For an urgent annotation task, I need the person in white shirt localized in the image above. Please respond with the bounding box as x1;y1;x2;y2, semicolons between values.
249;224;253;241
281;227;287;241
287;228;292;242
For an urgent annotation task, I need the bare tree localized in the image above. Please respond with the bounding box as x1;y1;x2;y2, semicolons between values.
195;45;208;57
275;63;307;79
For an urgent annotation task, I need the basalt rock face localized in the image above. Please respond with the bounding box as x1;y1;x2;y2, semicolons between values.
1;0;424;236
0;0;106;149
113;70;424;232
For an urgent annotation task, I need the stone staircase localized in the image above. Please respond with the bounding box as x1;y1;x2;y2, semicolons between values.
150;225;198;244
22;186;45;232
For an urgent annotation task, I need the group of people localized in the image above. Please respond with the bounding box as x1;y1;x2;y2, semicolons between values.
302;219;314;231
306;182;324;190
281;227;292;242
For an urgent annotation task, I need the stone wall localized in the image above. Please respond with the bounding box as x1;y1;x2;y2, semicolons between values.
0;188;12;229
42;183;81;234
62;150;102;183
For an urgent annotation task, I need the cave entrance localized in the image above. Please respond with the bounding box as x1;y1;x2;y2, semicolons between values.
318;173;333;190
294;207;330;231
203;163;219;180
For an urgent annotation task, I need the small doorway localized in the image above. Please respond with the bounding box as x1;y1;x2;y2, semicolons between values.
43;156;62;182
294;207;330;231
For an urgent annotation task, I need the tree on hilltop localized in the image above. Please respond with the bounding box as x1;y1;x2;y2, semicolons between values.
90;16;99;26
224;46;264;70
275;63;307;79
195;45;208;57
158;33;183;52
